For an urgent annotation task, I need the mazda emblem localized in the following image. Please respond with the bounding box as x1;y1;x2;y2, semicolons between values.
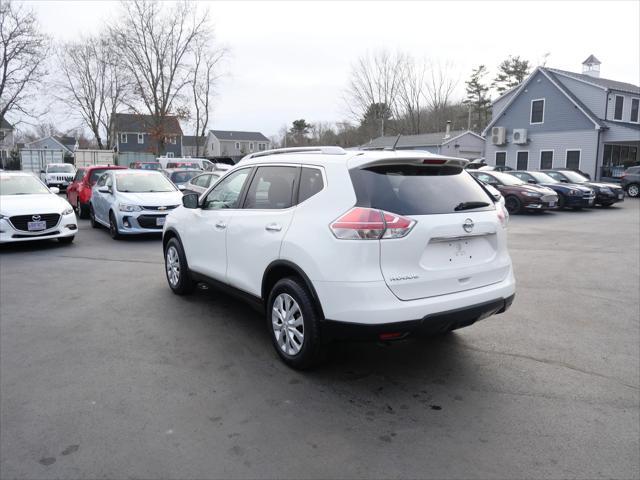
463;218;474;233
32;215;41;222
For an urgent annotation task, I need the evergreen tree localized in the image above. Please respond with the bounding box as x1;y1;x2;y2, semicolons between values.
463;65;492;131
492;55;531;93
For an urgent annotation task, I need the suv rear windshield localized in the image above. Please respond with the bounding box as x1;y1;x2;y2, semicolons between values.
350;165;494;215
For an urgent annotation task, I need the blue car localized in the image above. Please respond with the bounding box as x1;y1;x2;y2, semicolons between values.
90;170;183;239
508;171;595;209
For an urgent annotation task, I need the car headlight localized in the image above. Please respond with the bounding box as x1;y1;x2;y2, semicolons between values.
523;192;542;197
62;207;74;215
568;189;580;196
119;203;142;212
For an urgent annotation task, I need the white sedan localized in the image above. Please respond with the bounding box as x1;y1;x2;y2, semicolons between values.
0;171;77;244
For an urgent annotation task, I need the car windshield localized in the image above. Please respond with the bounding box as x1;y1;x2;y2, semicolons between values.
115;172;176;192
0;175;50;195
171;170;200;184
48;165;75;173
140;163;161;170
559;170;588;183
529;172;558;184
491;172;524;185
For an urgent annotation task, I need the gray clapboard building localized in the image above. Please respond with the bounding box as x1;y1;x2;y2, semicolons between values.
483;56;639;179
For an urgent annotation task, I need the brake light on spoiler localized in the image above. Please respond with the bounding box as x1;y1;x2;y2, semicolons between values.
330;207;416;240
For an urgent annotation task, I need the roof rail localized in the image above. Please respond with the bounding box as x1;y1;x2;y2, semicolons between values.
243;146;347;160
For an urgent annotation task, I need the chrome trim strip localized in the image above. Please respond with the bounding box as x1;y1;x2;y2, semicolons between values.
430;232;496;243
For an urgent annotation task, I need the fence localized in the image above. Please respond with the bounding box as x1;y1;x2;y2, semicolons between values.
20;149;65;173
75;149;116;167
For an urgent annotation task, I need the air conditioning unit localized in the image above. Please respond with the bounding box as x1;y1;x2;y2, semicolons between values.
513;129;528;144
491;127;506;145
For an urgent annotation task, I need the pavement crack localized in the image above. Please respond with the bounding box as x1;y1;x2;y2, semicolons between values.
461;345;639;391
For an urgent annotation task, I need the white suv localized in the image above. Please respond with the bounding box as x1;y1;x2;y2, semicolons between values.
162;147;516;369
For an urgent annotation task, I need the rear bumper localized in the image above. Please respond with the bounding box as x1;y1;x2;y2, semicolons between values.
313;266;516;325
323;294;515;340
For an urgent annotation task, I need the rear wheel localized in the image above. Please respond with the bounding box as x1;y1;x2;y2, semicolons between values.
164;237;195;294
76;200;88;219
89;204;99;228
504;195;522;214
109;211;121;239
267;277;324;370
626;183;639;198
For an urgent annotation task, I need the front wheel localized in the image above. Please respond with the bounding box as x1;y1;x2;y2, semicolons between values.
267;277;324;370
109;212;121;239
164;238;195;295
626;183;639;198
504;195;522;214
89;204;99;228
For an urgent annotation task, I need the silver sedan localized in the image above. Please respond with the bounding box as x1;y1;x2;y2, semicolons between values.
182;171;221;196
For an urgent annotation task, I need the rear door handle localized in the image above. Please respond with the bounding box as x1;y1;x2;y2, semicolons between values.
215;221;227;230
265;223;282;232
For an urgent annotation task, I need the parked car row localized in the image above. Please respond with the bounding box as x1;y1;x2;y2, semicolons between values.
469;169;624;214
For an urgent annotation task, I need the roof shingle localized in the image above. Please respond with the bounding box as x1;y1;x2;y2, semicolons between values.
210;130;269;142
363;130;468;149
112;113;183;135
547;68;640;94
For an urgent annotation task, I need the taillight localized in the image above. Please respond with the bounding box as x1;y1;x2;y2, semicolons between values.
330;207;415;240
422;159;447;165
497;203;509;228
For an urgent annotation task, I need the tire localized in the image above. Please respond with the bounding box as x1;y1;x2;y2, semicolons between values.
89;204;99;228
76;200;88;219
626;183;640;198
600;203;613;208
267;277;324;370
164;237;195;295
109;211;121;240
504;195;522;214
58;236;74;244
557;193;566;210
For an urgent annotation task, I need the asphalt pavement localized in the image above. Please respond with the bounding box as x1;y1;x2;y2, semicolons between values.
1;200;638;479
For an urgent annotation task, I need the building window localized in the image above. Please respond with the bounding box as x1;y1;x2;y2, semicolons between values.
137;133;144;144
120;133;127;143
540;150;554;170
516;151;529;170
614;95;624;121
631;98;639;123
530;99;545;124
495;151;506;166
0;131;5;142
235;142;240;150
250;142;254;152
171;136;176;145
167;152;174;158
566;150;581;170
259;143;266;151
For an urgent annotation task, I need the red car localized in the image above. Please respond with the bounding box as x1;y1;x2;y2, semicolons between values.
67;165;126;218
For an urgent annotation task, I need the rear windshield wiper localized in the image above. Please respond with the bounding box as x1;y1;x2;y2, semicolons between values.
454;201;490;211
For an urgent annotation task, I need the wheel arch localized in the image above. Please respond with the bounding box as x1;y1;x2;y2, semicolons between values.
262;260;325;320
162;227;181;251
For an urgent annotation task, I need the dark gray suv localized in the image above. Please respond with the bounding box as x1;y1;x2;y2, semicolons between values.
621;166;640;198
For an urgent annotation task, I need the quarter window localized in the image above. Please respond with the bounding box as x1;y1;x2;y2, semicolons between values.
203;169;251;210
243;166;298;209
495;152;506;166
298;168;325;203
516;151;529;170
540;151;553;170
566;150;581;170
530;99;545;124
631;98;639;123
614;95;624;121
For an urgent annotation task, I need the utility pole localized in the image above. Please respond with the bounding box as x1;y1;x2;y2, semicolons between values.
467;106;472;131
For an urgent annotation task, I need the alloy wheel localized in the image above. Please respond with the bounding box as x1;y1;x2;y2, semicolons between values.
628;184;639;198
166;246;180;287
272;293;304;356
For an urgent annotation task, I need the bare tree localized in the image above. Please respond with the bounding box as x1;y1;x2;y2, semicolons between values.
0;0;49;122
190;35;225;156
344;50;407;136
424;61;459;131
110;0;210;155
57;35;129;149
395;57;427;135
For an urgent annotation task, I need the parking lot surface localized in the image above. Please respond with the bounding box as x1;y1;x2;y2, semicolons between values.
1;201;639;479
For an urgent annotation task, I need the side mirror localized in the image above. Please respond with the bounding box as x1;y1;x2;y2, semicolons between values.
40;169;45;174
178;184;186;191
182;193;199;209
561;179;569;183
98;186;111;193
528;179;536;184
49;187;60;194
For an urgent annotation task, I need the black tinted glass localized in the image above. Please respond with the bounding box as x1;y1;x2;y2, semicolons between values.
298;168;324;203
244;166;297;209
350;165;494;215
531;100;544;123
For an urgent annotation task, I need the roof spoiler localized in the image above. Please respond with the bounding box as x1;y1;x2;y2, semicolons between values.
355;156;469;169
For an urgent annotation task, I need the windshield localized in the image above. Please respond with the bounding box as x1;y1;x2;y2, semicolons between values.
529;172;558;184
350;165;494;215
48;164;75;173
115;172;176;193
140;163;161;170
171;170;200;184
0;175;51;195
559;170;588;183
490;171;524;185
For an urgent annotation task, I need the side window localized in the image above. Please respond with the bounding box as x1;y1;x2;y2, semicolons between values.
298;167;324;203
243;166;298;210
74;169;85;182
104;174;113;188
192;175;208;187
202;169;251;210
96;173;108;187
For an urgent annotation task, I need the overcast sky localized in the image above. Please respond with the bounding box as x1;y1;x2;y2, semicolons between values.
22;0;640;137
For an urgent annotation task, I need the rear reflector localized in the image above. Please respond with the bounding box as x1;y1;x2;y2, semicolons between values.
330;207;415;240
379;332;405;340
